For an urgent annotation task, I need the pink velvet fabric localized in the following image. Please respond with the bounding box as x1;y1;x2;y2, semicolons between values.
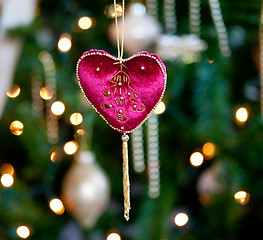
77;49;167;133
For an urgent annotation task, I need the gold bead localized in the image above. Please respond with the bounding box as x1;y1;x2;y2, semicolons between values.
121;134;129;142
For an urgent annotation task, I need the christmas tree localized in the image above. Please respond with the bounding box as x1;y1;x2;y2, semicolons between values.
0;0;263;239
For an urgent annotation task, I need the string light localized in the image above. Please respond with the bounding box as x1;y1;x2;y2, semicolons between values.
51;101;65;116
78;16;92;30
235;107;248;123
234;191;250;205
10;120;24;136
16;226;30;239
70;113;83;125
6;84;21;98
202;142;216;159
154;101;166;115
190;152;204;167
174;213;189;227
0;163;14;175
49;198;65;215
107;233;121;240
40;87;53;100
1;174;14;187
58;34;72;52
64;141;78;155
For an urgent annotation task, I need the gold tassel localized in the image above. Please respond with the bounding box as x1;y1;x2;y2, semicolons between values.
121;134;130;221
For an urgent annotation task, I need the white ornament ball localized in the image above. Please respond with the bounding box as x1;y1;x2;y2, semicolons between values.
62;151;110;229
108;3;161;55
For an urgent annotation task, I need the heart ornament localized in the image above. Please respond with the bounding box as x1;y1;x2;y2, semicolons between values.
76;49;167;133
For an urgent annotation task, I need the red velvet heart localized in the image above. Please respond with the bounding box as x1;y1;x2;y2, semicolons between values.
76;50;167;133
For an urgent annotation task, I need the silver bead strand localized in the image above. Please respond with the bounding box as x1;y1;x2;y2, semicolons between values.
189;0;201;36
208;0;231;57
146;0;158;21
164;0;177;34
131;126;145;173
147;114;160;199
39;51;58;144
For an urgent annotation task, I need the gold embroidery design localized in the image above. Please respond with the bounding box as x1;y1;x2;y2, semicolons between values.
101;71;145;123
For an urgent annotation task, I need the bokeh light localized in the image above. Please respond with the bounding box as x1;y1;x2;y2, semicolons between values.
6;84;21;98
76;129;85;136
105;4;123;18
40;87;53;100
234;191;250;205
207;59;214;64
51;101;65;116
0;163;14;175
202;142;216;159
16;226;30;239
154;101;166;115
50;147;62;163
58;34;72;52
174;213;189;227
64;141;78;155
1;174;14;187
10;120;24;136
49;198;65;215
78;16;92;30
70;113;83;125
190;152;204;167
235;107;248;123
107;233;121;240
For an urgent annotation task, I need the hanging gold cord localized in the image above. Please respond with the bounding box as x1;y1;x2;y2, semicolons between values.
114;0;125;61
121;134;130;221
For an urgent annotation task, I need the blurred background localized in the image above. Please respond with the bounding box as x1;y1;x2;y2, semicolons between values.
0;0;263;239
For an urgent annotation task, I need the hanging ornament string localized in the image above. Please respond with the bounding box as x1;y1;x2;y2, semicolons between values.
259;2;263;118
113;0;131;221
114;0;125;61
